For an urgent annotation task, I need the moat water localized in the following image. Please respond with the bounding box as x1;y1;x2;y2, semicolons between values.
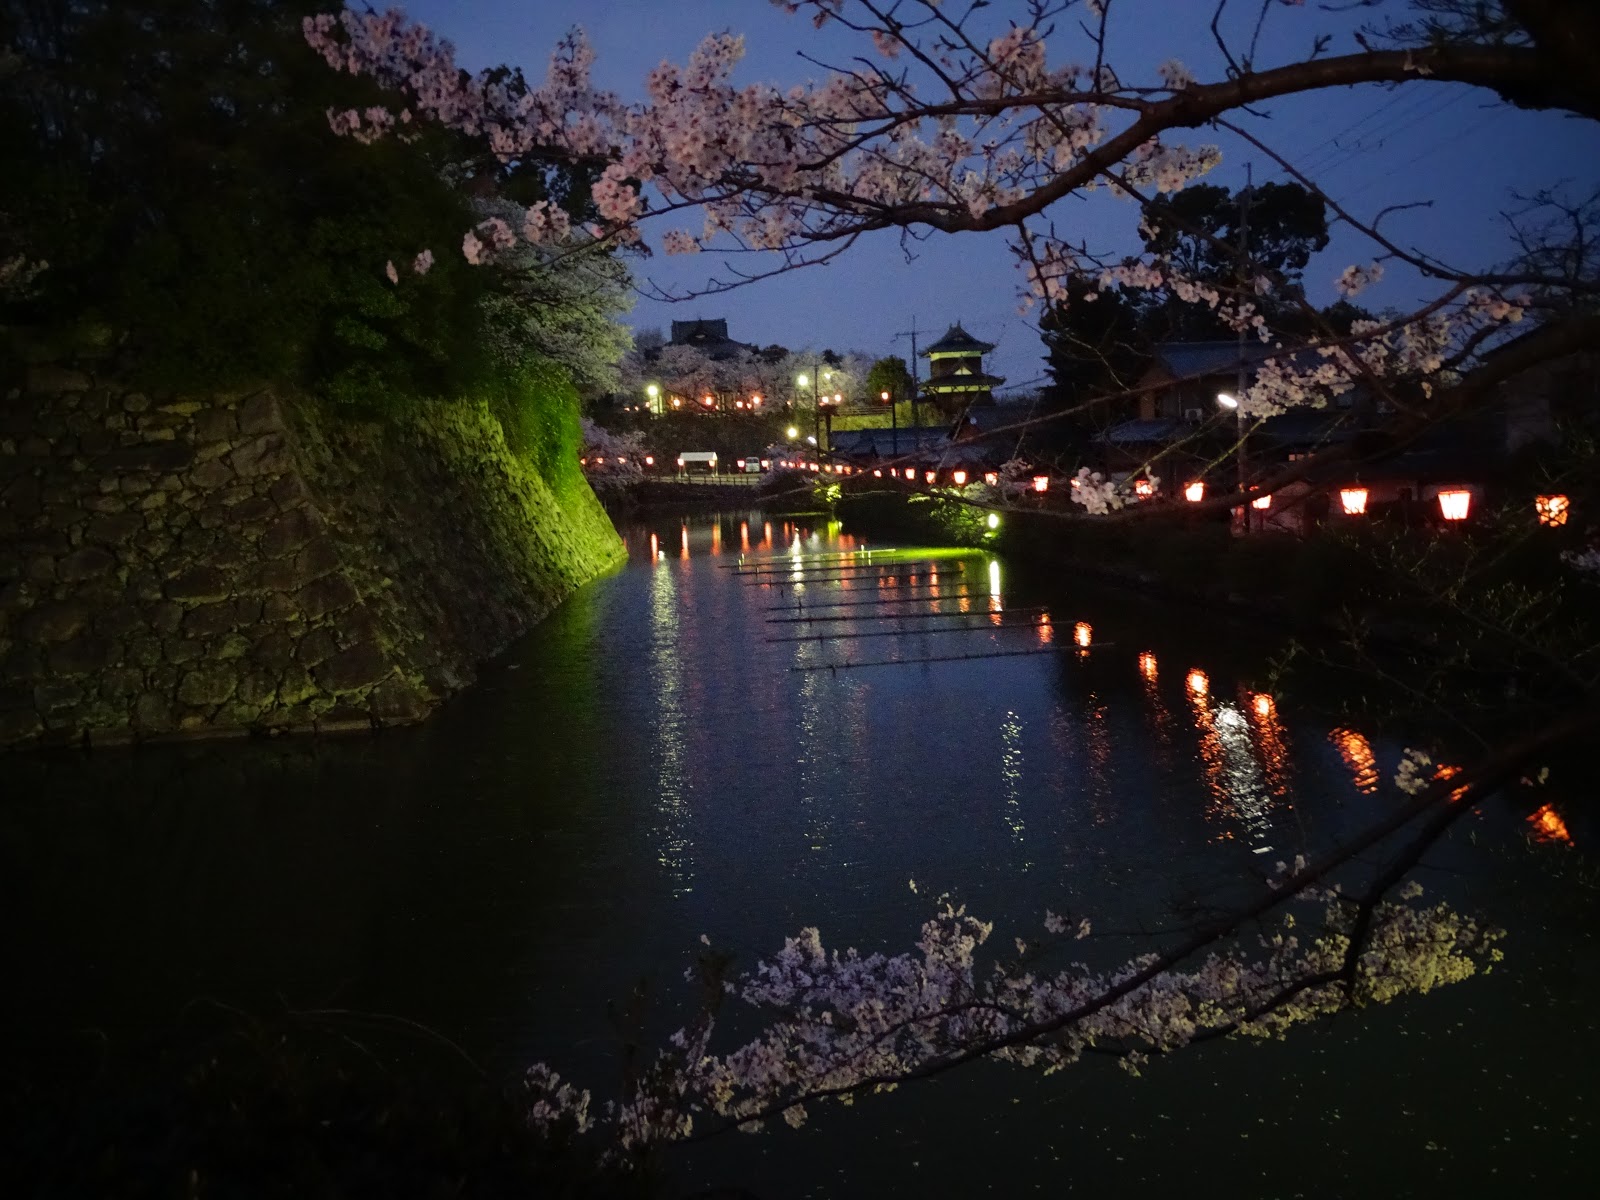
4;512;1594;1196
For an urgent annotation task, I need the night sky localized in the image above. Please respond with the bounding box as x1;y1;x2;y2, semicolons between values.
395;0;1600;392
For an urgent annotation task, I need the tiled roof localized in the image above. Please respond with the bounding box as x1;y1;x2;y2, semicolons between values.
924;323;996;355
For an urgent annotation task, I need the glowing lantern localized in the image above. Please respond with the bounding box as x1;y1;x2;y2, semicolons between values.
671;397;682;408
833;393;842;404
873;469;883;478
1339;486;1369;515
906;468;917;480
952;470;968;486
644;455;654;467
1134;478;1154;498
702;395;714;407
1252;494;1272;510
579;457;588;465
1184;481;1205;503
984;472;999;486
760;459;770;469
925;470;938;485
752;395;763;406
1437;489;1472;521
881;391;891;402
1536;494;1569;527
736;459;746;470
1032;475;1050;494
593;457;605;466
986;512;1000;530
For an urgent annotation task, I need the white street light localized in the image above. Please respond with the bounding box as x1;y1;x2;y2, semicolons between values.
1216;392;1239;409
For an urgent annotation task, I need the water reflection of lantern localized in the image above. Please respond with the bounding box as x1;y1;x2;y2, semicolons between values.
1535;494;1570;527
1339;487;1369;515
1184;481;1205;503
984;472;1000;486
1252;693;1274;718
1074;622;1092;648
1032;475;1050;493
1328;727;1379;794
1139;652;1158;680
1252;494;1272;510
1186;669;1209;696
1437;489;1472;521
1529;802;1573;845
952;470;968;486
1134;478;1154;498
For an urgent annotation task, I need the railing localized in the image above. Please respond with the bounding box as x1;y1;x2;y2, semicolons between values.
658;473;764;486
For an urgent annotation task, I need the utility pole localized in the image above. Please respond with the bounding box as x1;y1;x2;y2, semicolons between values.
893;318;922;431
1235;163;1252;533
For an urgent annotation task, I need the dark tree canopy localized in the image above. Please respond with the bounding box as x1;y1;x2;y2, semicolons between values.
1138;181;1330;340
0;0;600;403
866;355;914;402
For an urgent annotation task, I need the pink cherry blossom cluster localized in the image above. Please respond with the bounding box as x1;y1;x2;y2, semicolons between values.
514;887;1499;1153
304;2;1533;425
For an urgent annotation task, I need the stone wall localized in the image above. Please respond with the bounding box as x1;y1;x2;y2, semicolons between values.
0;358;623;748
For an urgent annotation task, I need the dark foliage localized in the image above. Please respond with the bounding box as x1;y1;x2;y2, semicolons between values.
0;0;593;406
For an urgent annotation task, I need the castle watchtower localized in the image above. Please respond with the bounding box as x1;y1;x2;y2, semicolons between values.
921;324;1005;414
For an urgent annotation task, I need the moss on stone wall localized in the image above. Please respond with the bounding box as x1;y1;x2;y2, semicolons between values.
0;355;623;749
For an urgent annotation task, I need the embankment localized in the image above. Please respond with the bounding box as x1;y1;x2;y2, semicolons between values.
0;351;622;748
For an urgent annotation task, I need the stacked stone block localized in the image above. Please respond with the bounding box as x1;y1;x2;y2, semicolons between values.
0;357;622;749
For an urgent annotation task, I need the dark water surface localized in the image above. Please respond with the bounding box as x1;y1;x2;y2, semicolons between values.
4;511;1594;1197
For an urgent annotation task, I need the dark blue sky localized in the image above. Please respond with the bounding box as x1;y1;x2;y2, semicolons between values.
397;1;1599;393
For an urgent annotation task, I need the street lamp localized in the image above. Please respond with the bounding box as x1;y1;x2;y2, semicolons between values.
1217;391;1247;530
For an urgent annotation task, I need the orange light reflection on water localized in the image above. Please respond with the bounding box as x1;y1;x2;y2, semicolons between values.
1529;803;1573;845
1074;622;1092;649
1139;652;1158;681
1329;727;1379;794
1247;692;1292;799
